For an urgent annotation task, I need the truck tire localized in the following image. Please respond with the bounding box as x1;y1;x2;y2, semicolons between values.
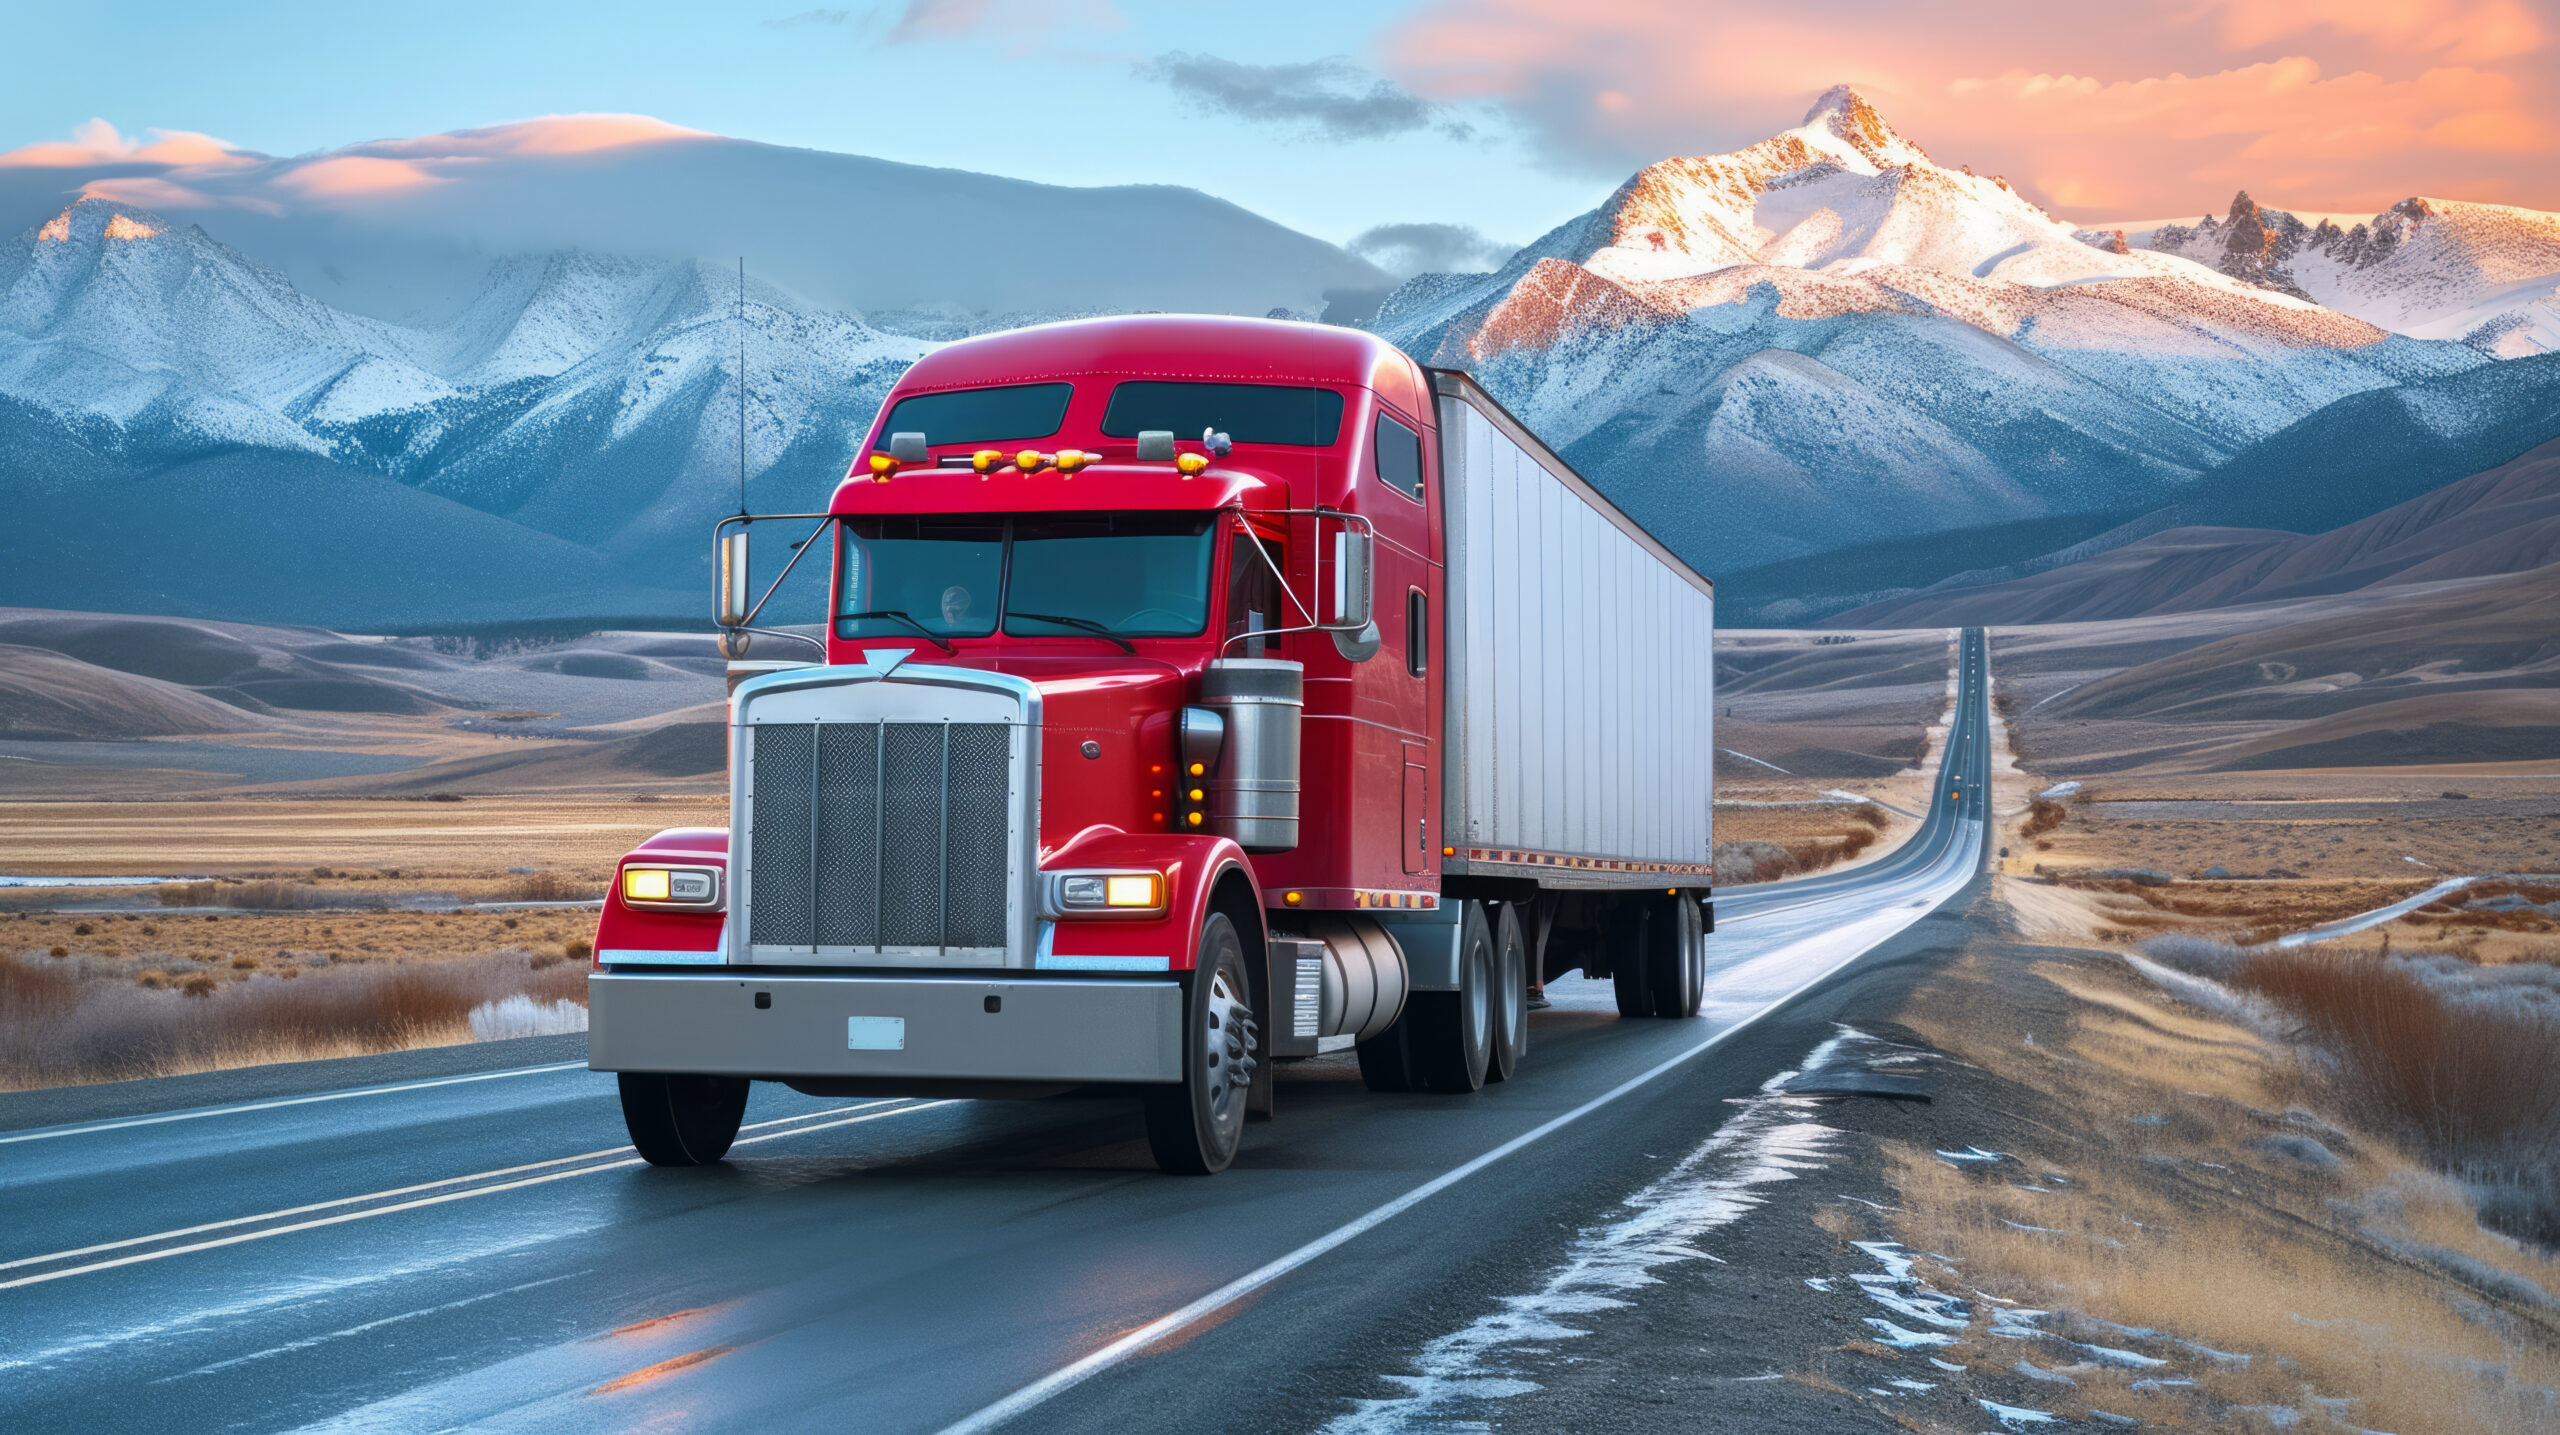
619;1072;750;1166
1643;893;1704;1019
1487;901;1527;1082
1355;1011;1418;1092
1407;902;1495;1093
1611;900;1655;1019
1145;913;1258;1174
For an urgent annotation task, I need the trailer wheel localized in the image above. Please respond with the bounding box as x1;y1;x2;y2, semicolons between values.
1646;892;1704;1019
1145;913;1258;1175
1611;901;1655;1019
619;1072;750;1166
1487;902;1527;1082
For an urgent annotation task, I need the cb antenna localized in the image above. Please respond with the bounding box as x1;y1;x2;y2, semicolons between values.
736;257;748;518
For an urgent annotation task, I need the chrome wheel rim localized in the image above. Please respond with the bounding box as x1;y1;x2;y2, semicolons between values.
1202;967;1253;1133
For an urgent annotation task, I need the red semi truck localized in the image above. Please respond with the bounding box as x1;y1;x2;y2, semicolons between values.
587;315;1716;1174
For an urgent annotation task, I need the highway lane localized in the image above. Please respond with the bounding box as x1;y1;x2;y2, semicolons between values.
0;629;1993;1434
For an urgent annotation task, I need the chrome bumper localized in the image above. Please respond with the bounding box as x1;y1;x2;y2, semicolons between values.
587;971;1182;1083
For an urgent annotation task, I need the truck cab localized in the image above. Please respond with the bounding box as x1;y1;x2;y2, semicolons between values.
589;316;1715;1174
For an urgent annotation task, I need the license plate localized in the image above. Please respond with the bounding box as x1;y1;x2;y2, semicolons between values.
847;1016;906;1051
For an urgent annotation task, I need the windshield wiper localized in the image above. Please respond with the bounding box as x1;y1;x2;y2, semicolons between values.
836;610;957;655
1005;611;1138;654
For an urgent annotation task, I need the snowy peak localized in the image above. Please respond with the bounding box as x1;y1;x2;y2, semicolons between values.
1557;87;2198;295
1797;86;1929;172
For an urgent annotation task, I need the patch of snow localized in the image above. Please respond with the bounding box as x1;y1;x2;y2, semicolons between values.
1318;1028;1876;1433
1979;1397;2061;1427
468;995;588;1040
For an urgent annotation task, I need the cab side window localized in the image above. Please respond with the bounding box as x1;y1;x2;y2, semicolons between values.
1374;413;1424;502
1226;531;1284;658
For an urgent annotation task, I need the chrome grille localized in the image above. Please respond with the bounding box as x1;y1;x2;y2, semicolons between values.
748;720;1014;955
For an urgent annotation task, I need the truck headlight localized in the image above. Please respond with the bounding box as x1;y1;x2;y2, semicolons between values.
1044;869;1166;917
620;865;722;910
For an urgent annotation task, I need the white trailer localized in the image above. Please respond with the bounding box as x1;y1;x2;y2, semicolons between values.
1349;370;1716;1026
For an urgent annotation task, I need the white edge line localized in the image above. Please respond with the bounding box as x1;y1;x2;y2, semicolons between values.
0;1061;593;1146
0;1101;958;1290
934;870;1972;1435
0;1100;909;1272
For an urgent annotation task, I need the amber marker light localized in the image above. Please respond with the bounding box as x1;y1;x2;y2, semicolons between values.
867;453;899;480
972;449;1004;475
623;868;671;902
1443;845;1455;857
1174;453;1209;477
1188;762;1205;777
1186;812;1204;826
1016;449;1046;473
1055;448;1091;474
1283;891;1303;906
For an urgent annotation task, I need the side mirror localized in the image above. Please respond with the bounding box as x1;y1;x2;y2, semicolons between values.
718;530;751;627
888;431;930;464
1330;530;1375;629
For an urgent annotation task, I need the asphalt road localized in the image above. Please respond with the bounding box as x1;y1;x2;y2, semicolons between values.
0;630;1993;1435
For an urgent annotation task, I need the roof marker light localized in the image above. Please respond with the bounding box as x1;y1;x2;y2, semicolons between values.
1055;449;1092;474
867;453;899;481
972;449;1004;475
1017;450;1047;474
1175;453;1209;477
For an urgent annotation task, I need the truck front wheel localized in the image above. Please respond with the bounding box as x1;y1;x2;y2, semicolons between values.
1145;913;1258;1174
619;1072;750;1166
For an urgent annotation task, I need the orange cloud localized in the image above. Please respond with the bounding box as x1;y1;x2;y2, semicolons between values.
0;119;247;170
368;114;712;159
273;156;446;198
1381;0;2560;216
2211;0;2547;64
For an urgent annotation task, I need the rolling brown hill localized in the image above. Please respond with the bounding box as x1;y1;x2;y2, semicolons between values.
1836;437;2560;627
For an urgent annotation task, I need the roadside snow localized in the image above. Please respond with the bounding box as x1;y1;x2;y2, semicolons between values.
1318;1028;1881;1433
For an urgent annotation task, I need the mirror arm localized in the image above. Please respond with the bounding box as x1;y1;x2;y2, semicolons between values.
713;512;837;634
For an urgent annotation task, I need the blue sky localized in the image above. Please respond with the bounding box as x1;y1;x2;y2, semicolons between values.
1;0;1613;258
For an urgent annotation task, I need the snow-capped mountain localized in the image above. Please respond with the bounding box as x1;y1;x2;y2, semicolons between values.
0;197;930;623
2131;193;2560;358
1371;88;2490;601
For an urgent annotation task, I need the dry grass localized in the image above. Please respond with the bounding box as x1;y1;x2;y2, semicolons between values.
0;948;589;1089
1892;1148;2560;1435
143;869;601;911
1886;946;2560;1433
2232;943;2560;1246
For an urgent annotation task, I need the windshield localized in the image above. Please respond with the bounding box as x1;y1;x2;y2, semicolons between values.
836;513;1216;644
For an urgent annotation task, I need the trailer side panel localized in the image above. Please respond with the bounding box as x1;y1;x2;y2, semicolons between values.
1432;371;1715;889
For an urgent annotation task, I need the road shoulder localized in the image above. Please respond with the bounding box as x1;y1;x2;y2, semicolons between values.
0;1032;586;1134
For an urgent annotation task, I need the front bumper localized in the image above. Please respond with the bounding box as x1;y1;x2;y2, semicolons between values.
587;971;1182;1083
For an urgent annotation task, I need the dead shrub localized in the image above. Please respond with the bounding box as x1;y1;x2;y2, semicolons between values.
563;938;593;961
525;964;590;1004
48;945;69;959
2021;798;2067;838
177;974;219;998
496;870;593;902
159;880;346;911
2234;945;2560;1247
0;956;77;1016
